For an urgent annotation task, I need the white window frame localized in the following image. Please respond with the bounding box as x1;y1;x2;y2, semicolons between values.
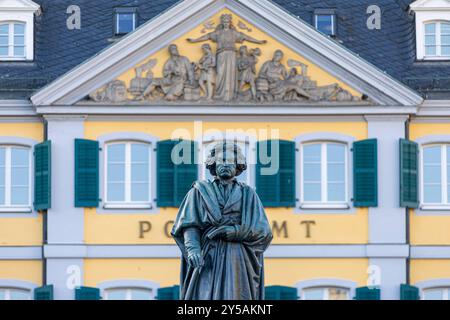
0;21;25;59
422;287;450;300
115;11;137;35
0;287;31;300
420;143;450;210
0;145;32;213
104;141;152;209
423;21;450;58
314;14;335;36
103;287;154;300
199;134;256;187
302;286;350;300
0;0;39;61
300;141;349;209
411;0;450;60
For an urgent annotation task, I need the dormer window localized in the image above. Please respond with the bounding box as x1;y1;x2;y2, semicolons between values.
424;22;450;57
0;0;40;61
114;8;137;36
411;0;450;60
314;9;337;36
0;22;25;58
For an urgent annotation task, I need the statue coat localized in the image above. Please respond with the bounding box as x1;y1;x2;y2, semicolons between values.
171;179;273;300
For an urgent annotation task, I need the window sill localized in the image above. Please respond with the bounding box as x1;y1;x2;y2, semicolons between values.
419;205;450;211
300;204;350;210
103;204;153;210
0;207;32;213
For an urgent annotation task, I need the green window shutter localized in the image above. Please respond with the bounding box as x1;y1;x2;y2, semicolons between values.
353;139;378;207
34;141;51;211
75;286;101;300
354;286;380;300
34;285;53;300
256;140;296;207
157;286;180;300
400;284;420;300
400;139;419;208
75;139;99;208
157;140;198;207
265;286;298;300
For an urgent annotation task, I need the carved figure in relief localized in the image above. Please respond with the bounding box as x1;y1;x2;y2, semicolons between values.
187;14;267;102
257;50;312;102
198;44;216;101
237;46;260;101
141;44;195;101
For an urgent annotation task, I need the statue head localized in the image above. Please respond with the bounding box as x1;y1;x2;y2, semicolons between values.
239;45;249;57
201;43;212;54
168;44;180;57
206;141;247;180
219;14;233;30
273;50;284;63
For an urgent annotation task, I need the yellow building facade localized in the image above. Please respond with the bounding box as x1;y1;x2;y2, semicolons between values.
0;0;448;301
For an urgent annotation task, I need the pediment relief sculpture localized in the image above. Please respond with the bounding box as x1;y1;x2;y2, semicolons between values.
88;14;361;104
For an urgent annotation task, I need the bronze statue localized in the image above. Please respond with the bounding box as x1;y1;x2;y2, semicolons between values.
171;142;273;300
187;14;267;102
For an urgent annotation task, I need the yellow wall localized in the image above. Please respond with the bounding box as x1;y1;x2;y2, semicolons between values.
109;8;360;98
84;258;368;288
410;122;450;245
0;122;43;246
0;260;42;285
84;120;368;245
411;259;450;285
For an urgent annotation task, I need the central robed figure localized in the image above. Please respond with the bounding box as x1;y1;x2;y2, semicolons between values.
171;141;273;300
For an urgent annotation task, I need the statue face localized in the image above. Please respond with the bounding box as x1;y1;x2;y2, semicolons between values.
274;51;283;62
216;163;237;180
169;45;179;56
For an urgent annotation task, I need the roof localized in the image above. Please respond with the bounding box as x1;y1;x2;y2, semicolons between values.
1;0;449;100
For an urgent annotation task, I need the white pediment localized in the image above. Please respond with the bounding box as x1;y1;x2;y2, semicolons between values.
31;0;423;107
411;0;450;11
0;0;39;11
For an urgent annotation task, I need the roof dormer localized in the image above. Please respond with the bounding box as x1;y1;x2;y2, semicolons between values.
0;0;40;61
411;0;450;60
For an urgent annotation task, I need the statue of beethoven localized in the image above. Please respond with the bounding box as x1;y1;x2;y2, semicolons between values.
187;14;267;102
171;142;273;300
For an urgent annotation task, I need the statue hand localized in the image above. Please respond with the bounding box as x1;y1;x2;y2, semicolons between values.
187;251;204;269
212;226;238;241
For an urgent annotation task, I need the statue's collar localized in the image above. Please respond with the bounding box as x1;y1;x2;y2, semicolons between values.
214;177;237;186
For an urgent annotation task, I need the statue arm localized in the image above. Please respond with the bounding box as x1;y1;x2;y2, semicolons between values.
242;33;267;45
184;227;204;268
187;33;212;43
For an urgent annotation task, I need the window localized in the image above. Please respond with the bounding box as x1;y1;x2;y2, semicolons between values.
423;287;450;300
424;22;450;57
421;144;450;208
315;14;335;36
0;0;38;61
201;137;255;187
300;142;348;208
105;141;151;208
0;146;31;212
0;287;31;300
0;22;25;58
104;287;154;300
114;8;137;35
302;287;349;300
